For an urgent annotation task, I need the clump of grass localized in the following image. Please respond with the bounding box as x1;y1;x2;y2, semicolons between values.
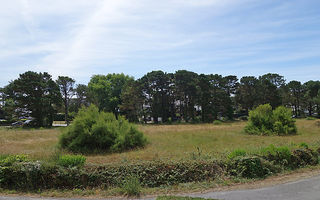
227;149;247;160
120;175;142;197
56;154;86;168
213;120;222;125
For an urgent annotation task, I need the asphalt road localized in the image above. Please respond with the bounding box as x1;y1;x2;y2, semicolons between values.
1;175;320;200
192;174;320;200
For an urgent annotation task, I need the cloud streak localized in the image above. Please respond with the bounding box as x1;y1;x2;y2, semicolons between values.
0;0;319;86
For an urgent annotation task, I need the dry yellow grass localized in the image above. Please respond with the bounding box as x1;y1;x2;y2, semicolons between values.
0;119;319;164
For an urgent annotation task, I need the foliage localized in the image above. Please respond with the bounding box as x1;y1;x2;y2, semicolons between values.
56;76;75;125
3;71;61;127
88;73;133;115
245;104;274;135
227;149;247;160
260;145;292;167
120;175;142;196
0;143;319;190
56;155;86;168
227;156;277;178
272;106;297;134
0;155;29;166
0;159;223;190
245;104;297;135
59;105;147;153
213;120;222;125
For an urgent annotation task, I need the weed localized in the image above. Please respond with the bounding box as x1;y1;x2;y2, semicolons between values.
120;175;142;197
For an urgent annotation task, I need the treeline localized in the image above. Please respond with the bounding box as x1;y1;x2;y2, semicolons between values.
0;70;319;126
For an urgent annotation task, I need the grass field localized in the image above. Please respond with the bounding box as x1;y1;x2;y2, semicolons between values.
0;119;319;164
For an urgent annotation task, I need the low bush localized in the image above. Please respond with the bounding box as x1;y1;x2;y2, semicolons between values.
245;104;297;135
213;120;222;125
227;149;247;160
121;175;142;196
56;155;86;168
260;145;292;167
59;105;147;153
0;155;29;166
227;156;278;178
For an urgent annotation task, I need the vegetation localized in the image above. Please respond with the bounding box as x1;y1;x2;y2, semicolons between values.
0;143;319;190
245;104;297;135
2;71;61;127
1;70;320;127
120;175;142;196
59;105;147;153
56;76;75;125
0;119;318;164
56;154;86;168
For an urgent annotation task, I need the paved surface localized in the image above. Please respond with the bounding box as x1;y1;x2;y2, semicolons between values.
191;174;320;200
1;175;320;200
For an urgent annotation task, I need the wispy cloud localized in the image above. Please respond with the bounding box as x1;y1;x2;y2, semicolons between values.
0;0;319;86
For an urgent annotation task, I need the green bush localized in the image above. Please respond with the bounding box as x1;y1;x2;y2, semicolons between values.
227;156;276;178
227;149;247;160
0;155;29;166
245;104;297;135
121;175;142;196
56;155;86;168
260;145;292;167
59;105;147;153
213;120;222;125
272;106;297;135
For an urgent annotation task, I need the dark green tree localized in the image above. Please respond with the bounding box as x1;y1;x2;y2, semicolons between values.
258;73;285;108
235;76;261;114
74;84;90;112
139;71;173;123
56;76;75;125
303;81;320;116
120;80;144;122
4;71;61;127
88;73;133;116
174;70;199;122
287;80;304;117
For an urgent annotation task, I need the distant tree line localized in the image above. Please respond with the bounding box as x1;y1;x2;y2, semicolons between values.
0;70;319;126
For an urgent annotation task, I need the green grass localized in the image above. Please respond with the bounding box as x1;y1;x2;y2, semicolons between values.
0;119;319;164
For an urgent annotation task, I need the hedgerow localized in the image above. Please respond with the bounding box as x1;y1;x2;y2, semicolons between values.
59;105;147;153
0;145;319;190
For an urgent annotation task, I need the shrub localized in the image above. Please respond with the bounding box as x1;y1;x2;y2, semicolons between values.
227;149;247;160
245;104;274;135
260;145;292;167
272;106;297;135
59;105;147;153
227;156;276;178
245;104;297;135
56;155;86;168
213;120;222;125
121;175;142;196
0;155;29;166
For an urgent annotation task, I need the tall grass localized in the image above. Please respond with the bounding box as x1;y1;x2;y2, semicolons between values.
0;119;319;164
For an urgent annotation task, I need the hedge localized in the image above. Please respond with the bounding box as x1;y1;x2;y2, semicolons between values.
1;146;319;190
0;160;223;190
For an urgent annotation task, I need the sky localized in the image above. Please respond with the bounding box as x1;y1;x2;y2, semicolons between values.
0;0;319;87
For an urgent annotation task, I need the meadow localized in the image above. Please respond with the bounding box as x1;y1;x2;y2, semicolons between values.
0;119;319;164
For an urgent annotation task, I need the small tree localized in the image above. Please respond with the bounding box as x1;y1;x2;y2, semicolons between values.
245;104;297;135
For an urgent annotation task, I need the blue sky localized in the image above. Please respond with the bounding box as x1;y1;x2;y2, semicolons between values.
0;0;319;87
